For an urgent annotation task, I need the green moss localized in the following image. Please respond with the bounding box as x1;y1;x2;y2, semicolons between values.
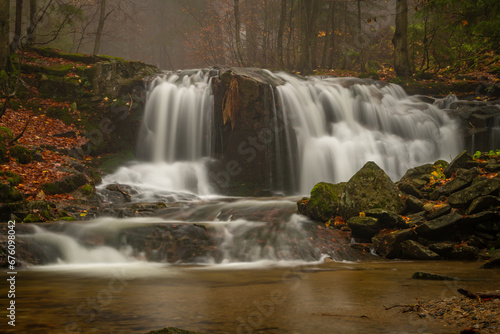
96;151;135;173
0;171;23;186
81;183;95;196
59;216;76;221
46;106;75;125
10;145;32;164
23;214;40;223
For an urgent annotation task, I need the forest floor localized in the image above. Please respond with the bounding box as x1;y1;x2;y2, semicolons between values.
404;290;500;334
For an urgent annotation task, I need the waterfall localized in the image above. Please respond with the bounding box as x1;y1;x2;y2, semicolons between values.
275;73;462;193
100;70;215;198
100;68;462;198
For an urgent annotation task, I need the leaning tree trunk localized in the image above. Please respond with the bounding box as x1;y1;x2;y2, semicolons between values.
393;0;411;77
93;0;107;56
0;0;9;71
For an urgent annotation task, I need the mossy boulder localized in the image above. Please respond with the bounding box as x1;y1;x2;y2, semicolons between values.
41;172;88;195
298;182;345;222
339;161;404;220
0;180;24;203
9;145;33;164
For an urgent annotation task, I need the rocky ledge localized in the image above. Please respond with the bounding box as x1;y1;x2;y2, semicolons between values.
298;150;500;265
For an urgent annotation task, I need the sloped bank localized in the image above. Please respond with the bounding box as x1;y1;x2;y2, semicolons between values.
298;150;500;265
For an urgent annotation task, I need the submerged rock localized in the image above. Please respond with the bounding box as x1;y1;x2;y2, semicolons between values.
339;161;404;220
412;272;459;280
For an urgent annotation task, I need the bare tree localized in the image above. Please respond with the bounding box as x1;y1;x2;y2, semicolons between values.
0;0;9;71
93;0;108;55
393;0;411;77
11;0;23;51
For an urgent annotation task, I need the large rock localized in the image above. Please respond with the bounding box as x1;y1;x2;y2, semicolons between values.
444;150;474;177
400;240;440;260
447;178;500;208
298;182;344;222
372;228;416;258
430;167;480;200
41;172;88;195
347;216;380;240
481;249;500;269
415;212;463;238
339;161;404;220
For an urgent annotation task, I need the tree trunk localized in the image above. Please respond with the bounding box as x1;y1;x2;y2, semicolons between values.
11;0;23;52
277;0;287;69
93;0;107;56
26;0;36;45
297;0;320;74
0;0;9;71
327;2;335;69
233;0;245;66
393;0;411;77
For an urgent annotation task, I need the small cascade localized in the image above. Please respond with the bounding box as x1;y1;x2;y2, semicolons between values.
18;210;322;267
275;74;462;193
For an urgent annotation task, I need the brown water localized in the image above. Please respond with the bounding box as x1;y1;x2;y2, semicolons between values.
2;260;499;334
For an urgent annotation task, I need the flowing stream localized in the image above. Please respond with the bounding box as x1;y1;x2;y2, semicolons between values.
4;71;479;333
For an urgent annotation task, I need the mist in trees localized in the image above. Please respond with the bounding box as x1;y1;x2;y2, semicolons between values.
0;0;498;75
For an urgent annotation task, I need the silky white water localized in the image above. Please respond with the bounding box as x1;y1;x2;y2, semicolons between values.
275;73;462;193
100;69;462;197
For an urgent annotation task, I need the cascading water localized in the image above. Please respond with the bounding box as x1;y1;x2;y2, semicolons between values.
275;73;462;193
100;68;462;197
99;70;215;199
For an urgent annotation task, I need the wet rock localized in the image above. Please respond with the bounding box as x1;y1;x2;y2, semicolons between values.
347;216;380;240
412;271;459;280
448;178;500;208
407;211;426;227
402;195;424;215
481;249;500;269
398;181;424;198
41;172;88;195
429;242;455;258
444;150;474;177
425;204;452;220
372;228;416;258
339;161;404;220
298;182;344;222
400;240;440;260
415;212;463;237
460;211;500;229
430;167;480;200
449;245;480;261
364;209;406;229
466;196;500;215
400;164;435;186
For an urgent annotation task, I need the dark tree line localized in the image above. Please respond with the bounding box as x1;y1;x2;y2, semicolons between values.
1;0;499;77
